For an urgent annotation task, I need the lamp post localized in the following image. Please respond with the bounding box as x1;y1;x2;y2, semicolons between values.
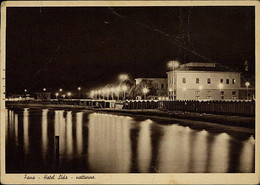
78;87;81;99
142;87;149;100
59;88;63;93
245;82;250;100
55;93;59;99
122;85;127;100
43;88;46;92
168;60;179;100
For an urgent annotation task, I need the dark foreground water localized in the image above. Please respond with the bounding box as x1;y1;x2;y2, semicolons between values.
6;107;254;173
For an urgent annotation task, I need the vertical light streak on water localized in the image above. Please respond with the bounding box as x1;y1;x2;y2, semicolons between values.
41;109;48;160
14;114;19;146
8;110;14;138
137;119;152;173
158;125;191;173
209;133;230;172
238;135;255;172
23;108;29;156
59;111;66;161
76;112;83;156
88;113;131;172
192;130;208;172
66;111;73;159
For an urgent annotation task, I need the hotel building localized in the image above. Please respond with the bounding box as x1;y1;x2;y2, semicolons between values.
166;62;249;100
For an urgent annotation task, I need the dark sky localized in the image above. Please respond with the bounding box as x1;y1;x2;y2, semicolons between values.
6;6;255;95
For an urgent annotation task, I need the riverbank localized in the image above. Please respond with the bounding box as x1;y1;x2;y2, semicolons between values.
6;103;255;130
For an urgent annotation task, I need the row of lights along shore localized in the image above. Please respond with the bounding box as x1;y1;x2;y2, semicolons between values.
23;74;150;100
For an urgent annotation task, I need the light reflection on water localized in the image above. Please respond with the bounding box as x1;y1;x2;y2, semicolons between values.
6;108;255;173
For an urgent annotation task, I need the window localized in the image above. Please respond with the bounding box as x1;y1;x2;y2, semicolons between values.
195;96;200;100
183;78;186;83
207;96;211;100
232;96;237;99
195;91;200;95
221;96;224;100
232;91;236;95
196;78;199;84
207;78;211;84
226;79;229;84
232;79;236;84
220;78;224;83
221;91;224;95
207;91;211;95
161;84;164;89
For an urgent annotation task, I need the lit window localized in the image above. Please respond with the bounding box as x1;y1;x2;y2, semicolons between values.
207;78;211;84
196;78;199;84
220;78;224;83
183;78;186;83
232;79;236;84
195;96;200;100
195;91;200;95
226;79;229;84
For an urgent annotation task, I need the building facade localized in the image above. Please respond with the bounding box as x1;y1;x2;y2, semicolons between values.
135;78;168;98
167;62;248;100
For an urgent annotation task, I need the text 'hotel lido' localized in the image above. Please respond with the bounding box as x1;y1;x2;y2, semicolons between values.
166;62;254;100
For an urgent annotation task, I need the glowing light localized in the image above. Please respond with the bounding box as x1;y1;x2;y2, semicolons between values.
245;82;250;87
119;74;129;81
199;85;203;90
67;92;72;97
167;60;180;69
142;87;149;94
169;88;172;91
78;87;81;91
218;83;223;89
43;88;46;91
59;88;63;92
24;89;27;92
182;87;186;91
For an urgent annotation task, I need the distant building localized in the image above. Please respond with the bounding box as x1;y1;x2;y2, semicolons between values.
166;62;255;100
135;78;168;99
35;92;51;100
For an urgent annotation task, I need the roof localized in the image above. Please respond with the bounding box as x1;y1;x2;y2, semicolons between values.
169;62;238;72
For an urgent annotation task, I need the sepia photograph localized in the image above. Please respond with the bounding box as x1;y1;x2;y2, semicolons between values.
0;1;259;184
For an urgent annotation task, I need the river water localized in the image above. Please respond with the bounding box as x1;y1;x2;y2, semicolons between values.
5;107;254;173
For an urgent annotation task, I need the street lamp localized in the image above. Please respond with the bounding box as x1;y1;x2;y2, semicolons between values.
78;87;81;99
24;89;27;93
55;92;59;99
43;88;46;92
168;60;180;100
67;92;72;99
245;82;250;100
119;74;129;81
142;87;149;100
121;85;128;100
59;88;63;92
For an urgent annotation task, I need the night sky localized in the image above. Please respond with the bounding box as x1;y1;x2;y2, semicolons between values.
6;6;255;95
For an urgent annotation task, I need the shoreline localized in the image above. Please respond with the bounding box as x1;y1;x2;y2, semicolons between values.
6;103;255;135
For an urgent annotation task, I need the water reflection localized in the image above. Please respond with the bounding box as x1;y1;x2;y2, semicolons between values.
239;136;255;173
88;113;132;172
192;130;208;172
137;119;152;173
23;108;29;155
76;112;83;155
6;108;255;173
42;109;48;159
158;125;191;173
209;133;230;172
